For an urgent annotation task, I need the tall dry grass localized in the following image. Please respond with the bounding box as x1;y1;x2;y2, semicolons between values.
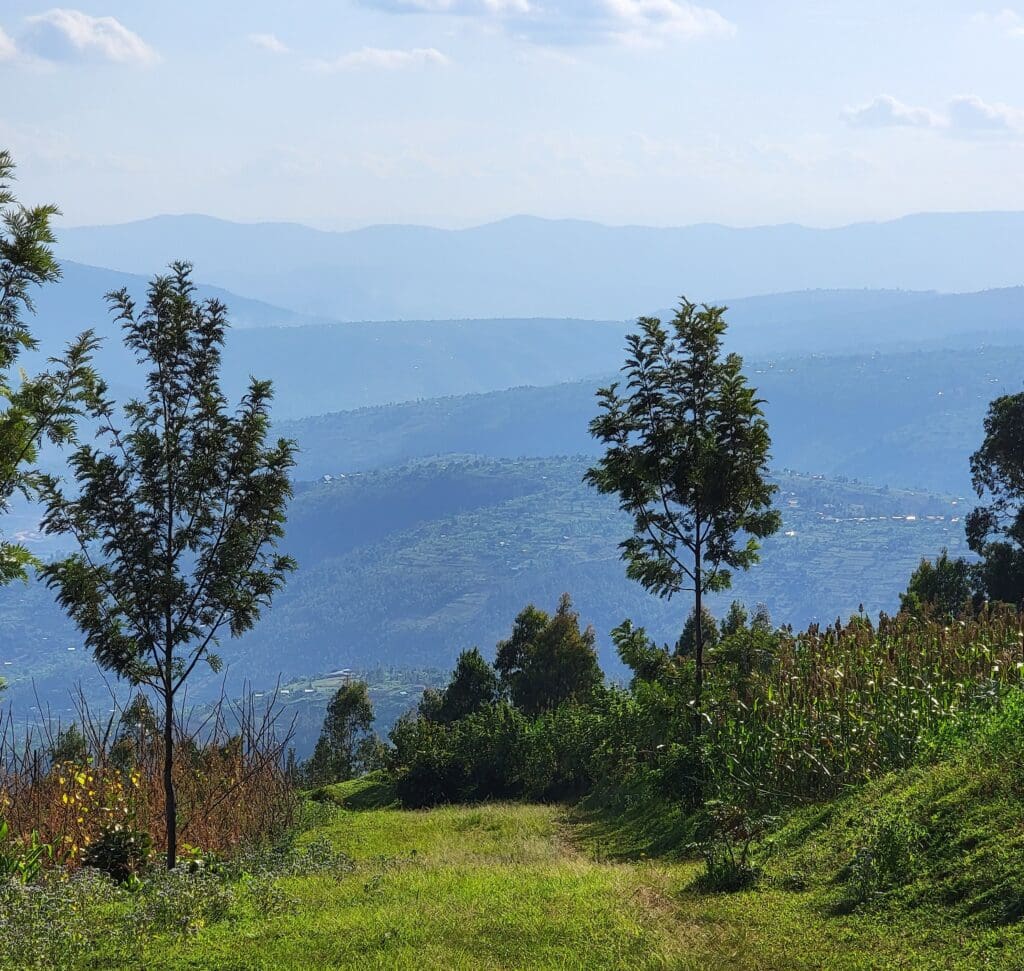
0;683;297;866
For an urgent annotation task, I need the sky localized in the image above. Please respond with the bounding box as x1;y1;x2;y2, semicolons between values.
1;1;1023;230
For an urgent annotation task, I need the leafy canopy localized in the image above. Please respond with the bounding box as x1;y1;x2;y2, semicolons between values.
0;149;100;584
434;648;499;724
900;549;975;618
966;393;1024;605
494;593;603;716
585;301;780;603
307;681;375;785
41;263;296;691
40;263;296;868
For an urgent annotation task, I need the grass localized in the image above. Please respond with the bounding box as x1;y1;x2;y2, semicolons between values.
10;709;1024;971
123;765;1024;970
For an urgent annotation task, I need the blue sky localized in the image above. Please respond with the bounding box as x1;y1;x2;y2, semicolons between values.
2;2;1023;229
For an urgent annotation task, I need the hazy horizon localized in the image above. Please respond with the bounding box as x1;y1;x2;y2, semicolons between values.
55;206;1024;235
4;2;1024;230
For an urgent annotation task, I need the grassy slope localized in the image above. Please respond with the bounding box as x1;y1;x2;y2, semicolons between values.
139;764;1024;971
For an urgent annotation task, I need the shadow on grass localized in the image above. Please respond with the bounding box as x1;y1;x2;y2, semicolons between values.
565;791;699;862
309;771;399;811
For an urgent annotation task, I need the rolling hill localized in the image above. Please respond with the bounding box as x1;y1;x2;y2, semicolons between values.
55;212;1024;320
278;343;1024;495
0;457;969;720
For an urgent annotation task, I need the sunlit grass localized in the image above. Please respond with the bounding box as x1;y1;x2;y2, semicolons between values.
135;787;1024;971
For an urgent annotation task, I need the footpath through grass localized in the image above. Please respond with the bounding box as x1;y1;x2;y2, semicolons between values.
129;774;1021;970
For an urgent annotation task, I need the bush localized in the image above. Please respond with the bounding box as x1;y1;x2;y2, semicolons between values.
0;868;134;969
689;803;773;893
394;703;533;806
81;824;151;882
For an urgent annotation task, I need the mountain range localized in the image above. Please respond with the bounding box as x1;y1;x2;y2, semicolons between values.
25;261;1024;426
55;212;1024;321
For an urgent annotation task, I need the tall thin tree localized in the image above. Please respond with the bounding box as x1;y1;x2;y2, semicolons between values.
585;300;779;731
41;263;296;868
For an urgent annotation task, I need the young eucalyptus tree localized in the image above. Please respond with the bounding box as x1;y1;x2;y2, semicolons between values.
41;263;296;869
585;300;779;731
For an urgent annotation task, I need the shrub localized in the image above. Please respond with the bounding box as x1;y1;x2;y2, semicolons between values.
0;868;134;969
689;802;773;893
81;824;152;882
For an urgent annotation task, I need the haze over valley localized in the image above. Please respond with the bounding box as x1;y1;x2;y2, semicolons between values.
4;210;1021;728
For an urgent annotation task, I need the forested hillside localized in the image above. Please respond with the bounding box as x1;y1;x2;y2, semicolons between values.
0;457;967;721
280;345;1024;494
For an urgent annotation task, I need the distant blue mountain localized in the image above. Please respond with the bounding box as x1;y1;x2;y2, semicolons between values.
25;261;1024;426
34;261;325;350
55;212;1024;320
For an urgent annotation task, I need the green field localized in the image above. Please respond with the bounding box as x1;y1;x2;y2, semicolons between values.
99;773;1018;971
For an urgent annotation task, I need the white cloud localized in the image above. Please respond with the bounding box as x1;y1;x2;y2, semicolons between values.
947;93;1024;130
602;0;734;45
388;0;530;11
312;47;451;71
356;0;734;47
0;26;17;62
972;8;1024;36
248;33;290;54
22;9;158;65
843;93;1024;135
842;95;943;129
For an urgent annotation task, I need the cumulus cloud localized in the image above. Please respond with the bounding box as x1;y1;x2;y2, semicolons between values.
843;93;1024;134
972;8;1024;36
312;47;451;71
356;0;734;47
842;94;942;129
21;9;158;65
248;33;290;54
947;93;1024;130
602;0;734;45
386;0;530;11
0;26;17;62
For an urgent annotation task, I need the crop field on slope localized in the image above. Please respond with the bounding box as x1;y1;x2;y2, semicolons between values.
132;783;1015;971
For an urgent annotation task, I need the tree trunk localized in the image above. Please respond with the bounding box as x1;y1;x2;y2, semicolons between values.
693;528;704;739
163;684;176;870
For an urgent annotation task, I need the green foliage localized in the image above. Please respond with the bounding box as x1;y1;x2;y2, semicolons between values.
677;605;720;657
0;151;101;585
900;548;976;618
392;702;531;807
586;300;780;721
0;820;51;884
432;647;498;724
305;681;376;785
841;813;924;910
494;593;603;715
81;825;152;883
690;802;774;893
49;723;89;765
967;393;1024;605
392;596;1024;828
39;263;295;869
